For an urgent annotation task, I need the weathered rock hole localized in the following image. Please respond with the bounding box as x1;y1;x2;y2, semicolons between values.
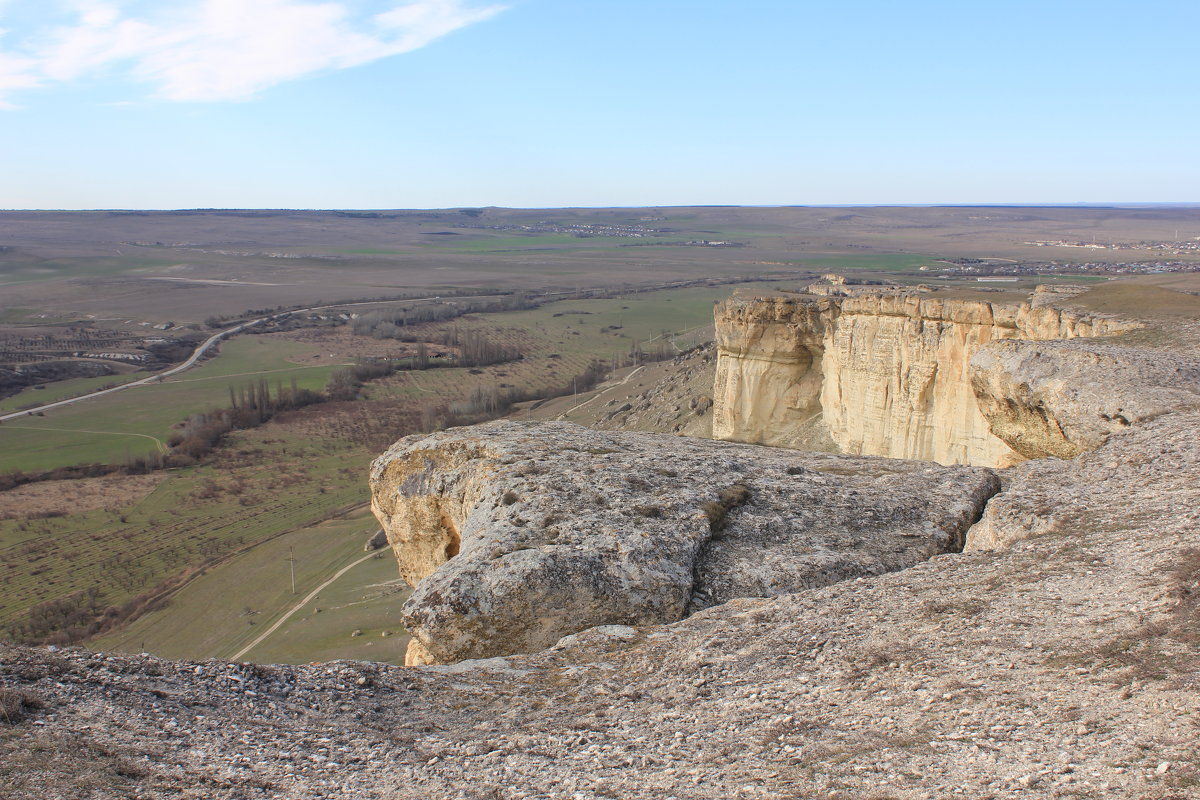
440;513;461;561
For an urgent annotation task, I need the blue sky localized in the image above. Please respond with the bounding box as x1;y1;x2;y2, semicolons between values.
0;0;1197;208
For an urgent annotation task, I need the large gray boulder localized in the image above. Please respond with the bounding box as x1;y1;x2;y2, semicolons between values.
370;421;1000;665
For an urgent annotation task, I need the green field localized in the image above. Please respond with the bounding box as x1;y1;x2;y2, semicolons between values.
0;257;172;285
0;371;143;413
0;336;341;473
0;308;37;323
93;508;409;664
1;283;768;474
0;431;369;629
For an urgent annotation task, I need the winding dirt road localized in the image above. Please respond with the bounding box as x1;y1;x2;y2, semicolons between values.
229;551;379;662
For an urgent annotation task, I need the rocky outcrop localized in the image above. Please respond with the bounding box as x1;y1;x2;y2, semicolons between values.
966;406;1200;550
370;421;999;665
969;338;1200;460
589;344;717;438
713;288;1139;467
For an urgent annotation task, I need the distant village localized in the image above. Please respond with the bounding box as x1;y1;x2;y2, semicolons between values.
466;221;660;238
463;221;744;247
929;258;1200;277
1024;238;1200;256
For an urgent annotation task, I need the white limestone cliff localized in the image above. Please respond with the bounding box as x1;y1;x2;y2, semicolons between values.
713;288;1139;467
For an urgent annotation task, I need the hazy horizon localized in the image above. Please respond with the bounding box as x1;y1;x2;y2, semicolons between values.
5;202;1200;212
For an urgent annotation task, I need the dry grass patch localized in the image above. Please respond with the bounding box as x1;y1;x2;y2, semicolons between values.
1075;549;1200;682
1073;282;1200;322
1169;548;1200;645
703;483;752;535
0;473;167;519
0;688;42;724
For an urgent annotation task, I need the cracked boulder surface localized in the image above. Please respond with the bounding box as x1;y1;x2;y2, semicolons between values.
370;421;1000;665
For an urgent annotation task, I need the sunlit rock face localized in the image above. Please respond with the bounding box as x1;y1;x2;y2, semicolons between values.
713;288;1138;467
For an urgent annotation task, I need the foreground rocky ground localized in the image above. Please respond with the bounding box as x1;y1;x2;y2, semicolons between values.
3;407;1199;799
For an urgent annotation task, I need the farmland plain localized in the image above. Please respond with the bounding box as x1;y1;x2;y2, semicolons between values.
2;204;1198;661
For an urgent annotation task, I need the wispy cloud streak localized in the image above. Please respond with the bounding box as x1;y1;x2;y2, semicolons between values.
0;47;41;109
0;0;505;106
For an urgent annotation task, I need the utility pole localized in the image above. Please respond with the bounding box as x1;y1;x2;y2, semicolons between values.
286;547;296;594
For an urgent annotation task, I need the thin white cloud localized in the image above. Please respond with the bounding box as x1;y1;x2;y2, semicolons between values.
40;3;159;82
0;41;41;109
0;0;506;106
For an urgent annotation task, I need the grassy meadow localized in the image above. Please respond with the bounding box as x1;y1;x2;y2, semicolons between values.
0;372;144;414
0;336;342;473
93;508;409;664
0;427;368;631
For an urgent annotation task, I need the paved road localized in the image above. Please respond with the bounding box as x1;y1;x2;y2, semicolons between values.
0;294;481;423
0;279;730;424
0;314;266;422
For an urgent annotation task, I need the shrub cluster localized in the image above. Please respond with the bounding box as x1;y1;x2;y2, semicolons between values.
702;484;752;535
167;379;323;462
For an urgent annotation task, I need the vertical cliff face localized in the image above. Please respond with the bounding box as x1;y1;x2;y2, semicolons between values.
713;289;1137;467
712;296;837;452
369;440;495;589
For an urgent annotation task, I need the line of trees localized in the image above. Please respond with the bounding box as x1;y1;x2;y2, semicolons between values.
437;328;522;368
351;294;536;340
167;378;324;461
326;361;402;401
